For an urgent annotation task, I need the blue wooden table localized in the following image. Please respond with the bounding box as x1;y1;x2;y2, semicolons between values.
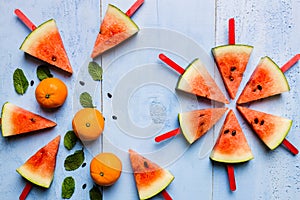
1;0;300;199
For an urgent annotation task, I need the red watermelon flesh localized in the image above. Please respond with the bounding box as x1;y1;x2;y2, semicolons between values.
16;135;61;188
212;45;253;99
179;107;228;144
1;102;56;137
176;58;229;104
91;4;139;58
129;149;174;200
237;56;290;104
210;110;253;163
237;106;292;150
20;19;73;74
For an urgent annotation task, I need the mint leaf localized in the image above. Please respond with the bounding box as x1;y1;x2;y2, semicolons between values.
89;185;102;200
37;65;53;80
80;92;94;108
13;68;29;95
88;61;102;81
64;149;85;171
64;131;78;150
62;176;75;199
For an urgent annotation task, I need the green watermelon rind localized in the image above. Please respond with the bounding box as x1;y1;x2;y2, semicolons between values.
19;19;55;50
108;4;139;30
176;58;229;104
237;106;293;150
237;56;290;104
139;172;174;200
212;44;253;53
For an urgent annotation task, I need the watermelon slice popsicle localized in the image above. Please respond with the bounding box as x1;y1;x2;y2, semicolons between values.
14;9;73;74
90;0;144;58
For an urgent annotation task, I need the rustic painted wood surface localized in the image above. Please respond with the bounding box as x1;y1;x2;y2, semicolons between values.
1;0;300;199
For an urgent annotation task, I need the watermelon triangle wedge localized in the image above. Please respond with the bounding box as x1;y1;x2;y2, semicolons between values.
212;44;253;99
1;102;57;137
176;58;229;104
129;149;174;200
20;19;73;74
179;107;228;144
237;56;290;104
210;110;253;163
91;4;139;58
237;106;292;150
16;135;61;188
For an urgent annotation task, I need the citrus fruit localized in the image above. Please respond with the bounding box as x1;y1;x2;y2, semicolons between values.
90;152;122;186
72;108;104;141
35;77;68;108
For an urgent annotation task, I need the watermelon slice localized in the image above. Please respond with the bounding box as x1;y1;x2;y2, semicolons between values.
237;106;292;150
91;4;139;58
20;19;73;74
16;135;61;188
176;58;229;104
237;56;290;104
212;45;253;99
179;107;228;144
1;102;56;137
129;149;174;200
210;110;253;163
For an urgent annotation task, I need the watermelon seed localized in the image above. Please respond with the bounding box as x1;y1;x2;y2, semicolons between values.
231;130;236;136
107;93;112;98
79;81;85;86
260;120;265;125
112;116;117;120
100;172;104;176
229;76;234;81
144;161;149;168
257;85;262;90
82;183;87;189
30;118;36;122
224;129;230;134
30;80;34;86
230;66;236;71
82;162;86;168
254;118;259;124
199;114;205;117
51;55;57;62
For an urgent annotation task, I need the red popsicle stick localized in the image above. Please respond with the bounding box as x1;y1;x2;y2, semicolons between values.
14;9;36;31
159;53;185;75
281;54;300;73
19;182;33;200
228;18;235;45
226;164;236;191
155;128;181;142
126;0;145;17
282;138;299;155
161;189;173;200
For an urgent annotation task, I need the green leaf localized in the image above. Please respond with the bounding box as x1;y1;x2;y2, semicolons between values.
64;149;85;171
89;185;102;200
64;130;78;150
37;65;53;80
88;61;102;81
80;92;94;108
62;176;75;199
13;68;29;95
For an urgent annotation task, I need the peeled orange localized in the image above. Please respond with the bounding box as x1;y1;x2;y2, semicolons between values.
72;108;104;141
90;152;122;186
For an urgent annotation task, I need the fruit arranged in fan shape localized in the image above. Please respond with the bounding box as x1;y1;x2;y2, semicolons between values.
129;149;174;200
1;102;56;137
210;110;254;163
212;44;253;99
237;106;292;150
237;56;290;104
16;135;61;188
179;107;228;144
91;4;139;58
20;19;73;74
90;152;122;186
176;58;229;104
